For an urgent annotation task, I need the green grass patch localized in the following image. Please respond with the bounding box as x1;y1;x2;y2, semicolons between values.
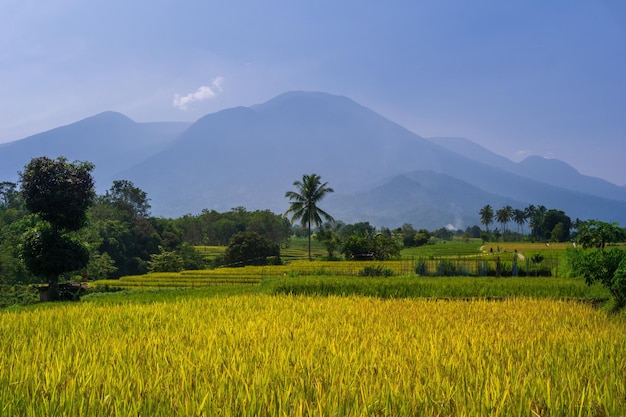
262;275;610;301
194;245;226;260
401;241;483;257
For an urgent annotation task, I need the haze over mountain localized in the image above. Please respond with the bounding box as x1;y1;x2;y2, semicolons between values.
1;91;625;229
0;113;190;189
430;137;626;203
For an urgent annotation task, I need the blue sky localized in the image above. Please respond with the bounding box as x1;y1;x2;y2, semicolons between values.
2;0;625;185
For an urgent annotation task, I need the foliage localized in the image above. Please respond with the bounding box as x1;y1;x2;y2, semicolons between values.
479;204;494;233
148;247;184;273
341;234;372;259
285;173;334;260
0;285;39;308
341;232;401;261
495;205;512;236
395;223;430;247
357;265;395;277
87;181;160;278
20;226;90;278
84;252;118;281
105;179;151;219
147;243;205;273
543;210;571;241
19;157;95;232
223;231;281;267
479;204;578;242
18;157;95;300
338;221;376;239
569;247;626;307
179;242;207;270
0;214;36;285
172;208;291;247
575;219;625;249
314;222;342;259
530;253;545;264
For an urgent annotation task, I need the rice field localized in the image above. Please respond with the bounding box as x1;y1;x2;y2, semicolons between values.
1;295;624;416
92;260;420;289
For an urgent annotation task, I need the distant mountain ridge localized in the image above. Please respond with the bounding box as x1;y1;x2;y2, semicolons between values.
0;112;190;191
1;91;625;229
430;136;626;203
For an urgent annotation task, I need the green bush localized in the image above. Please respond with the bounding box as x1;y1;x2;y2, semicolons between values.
0;285;39;308
358;265;395;277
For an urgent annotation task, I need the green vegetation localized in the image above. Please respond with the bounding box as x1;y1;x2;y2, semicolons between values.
285;173;335;260
262;276;610;300
2;161;626;416
0;285;39;308
19;157;95;300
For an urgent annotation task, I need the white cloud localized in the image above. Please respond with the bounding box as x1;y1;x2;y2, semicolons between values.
173;77;224;110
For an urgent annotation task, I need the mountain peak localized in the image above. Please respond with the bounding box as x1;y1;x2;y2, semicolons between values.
518;155;579;176
77;111;136;127
251;90;368;119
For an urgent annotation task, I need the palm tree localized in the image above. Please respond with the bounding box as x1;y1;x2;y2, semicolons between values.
479;205;494;234
495;205;512;241
512;208;527;238
285;174;335;260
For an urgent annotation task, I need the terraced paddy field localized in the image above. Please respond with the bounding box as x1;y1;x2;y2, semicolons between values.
6;239;623;415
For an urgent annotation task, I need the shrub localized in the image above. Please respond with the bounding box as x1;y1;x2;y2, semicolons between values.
415;260;428;276
358;265;395;277
569;248;626;308
224;231;281;267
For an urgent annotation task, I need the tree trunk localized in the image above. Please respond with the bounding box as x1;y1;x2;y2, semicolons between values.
308;221;312;261
47;274;60;301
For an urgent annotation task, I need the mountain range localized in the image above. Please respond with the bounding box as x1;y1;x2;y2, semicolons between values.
1;91;625;230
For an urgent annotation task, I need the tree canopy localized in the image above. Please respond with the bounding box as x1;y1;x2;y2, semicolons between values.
18;157;95;300
20;157;95;232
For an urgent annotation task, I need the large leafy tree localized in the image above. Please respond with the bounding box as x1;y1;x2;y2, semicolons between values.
19;157;95;300
88;180;160;278
285;174;335;260
223;231;280;267
576;220;625;249
528;205;547;240
538;209;571;242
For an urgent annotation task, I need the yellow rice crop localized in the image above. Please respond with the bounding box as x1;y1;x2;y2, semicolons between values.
0;296;624;416
93;261;418;289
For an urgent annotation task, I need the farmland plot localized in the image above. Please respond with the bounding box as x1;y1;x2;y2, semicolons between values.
0;296;624;416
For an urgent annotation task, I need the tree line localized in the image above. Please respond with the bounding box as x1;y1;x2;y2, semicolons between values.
0;162;482;292
3;158;626;306
479;204;576;242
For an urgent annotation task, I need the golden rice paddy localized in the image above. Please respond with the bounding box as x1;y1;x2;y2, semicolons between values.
0;295;624;416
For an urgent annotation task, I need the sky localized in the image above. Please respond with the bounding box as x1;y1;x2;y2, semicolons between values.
2;0;625;185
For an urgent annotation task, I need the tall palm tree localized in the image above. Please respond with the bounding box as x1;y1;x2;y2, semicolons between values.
513;208;527;238
479;205;494;234
495;205;512;241
285;174;335;260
